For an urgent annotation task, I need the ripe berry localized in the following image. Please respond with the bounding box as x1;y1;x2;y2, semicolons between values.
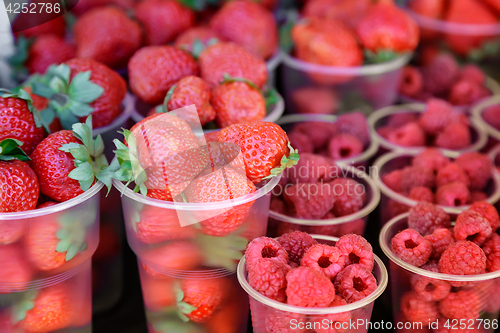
424;228;455;260
277;231;318;265
392;229;432;267
401;166;435;193
455;152;493;191
469;201;500;232
419;98;454;135
400;291;440;324
328;134;364;161
408;202;451;236
245;237;288;270
335;234;374;271
248;258;290;302
334;264;377;304
454;211;492;246
435;182;470;207
286;266;335;307
399;66;423;98
482;233;500;272
330;178;366;217
382;169;404;193
410;274;451;301
434;122;471;150
439;241;486;276
387;122;426;147
439;290;481;320
412;148;450;173
409;187;434;203
301;244;346;279
436;163;470;188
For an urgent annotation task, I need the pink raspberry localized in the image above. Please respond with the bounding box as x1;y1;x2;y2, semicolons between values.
391;228;432;267
422;53;459;95
286;266;335;307
284;182;336;219
409;186;434;203
408;202;451;236
335;234;374;271
334;111;370;146
387;112;419;128
399;66;424;98
421;260;440;272
455;152;493;191
412;148;450;173
482;233;500;272
454;211;492;246
435;182;470;207
276;222;302;236
434;122;471;150
387;122;426;147
439;290;481;320
439;241;486;276
293;122;336;150
265;311;306;333
287;153;338;184
419;98;454;135
470;191;488;203
410;274;451;301
459;64;485;85
401;166;435;193
334;264;377;304
448;80;490;106
376;126;392;139
400;291;440;324
424;228;455;260
469;201;500;232
330;178;366;217
482;105;500;131
301;244;346;279
277;231;318;265
382;169;404;193
245;237;288;270
327;134;364;161
436;163;470;188
336;218;365;236
308;296;351;333
288;131;314;155
248;258;291;302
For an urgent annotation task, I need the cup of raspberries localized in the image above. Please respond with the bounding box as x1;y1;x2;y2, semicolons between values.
473;95;500;145
238;232;387;333
373;148;500;224
380;201;500;332
369;98;488;157
489;145;500;175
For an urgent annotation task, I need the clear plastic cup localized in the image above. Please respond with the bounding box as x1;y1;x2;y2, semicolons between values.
380;213;500;332
267;165;380;238
0;182;103;332
368;103;488;158
237;234;388;333
372;150;500;225
276;114;379;169
267;50;282;88
472;95;500;150
281;51;412;114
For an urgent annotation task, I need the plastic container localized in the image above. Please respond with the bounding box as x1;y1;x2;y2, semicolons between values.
267;165;380;238
368;103;488;158
372;150;500;224
0;182;103;332
267;50;282;88
472;95;500;150
238;235;388;333
380;213;500;332
276;114;379;169
281;51;412;114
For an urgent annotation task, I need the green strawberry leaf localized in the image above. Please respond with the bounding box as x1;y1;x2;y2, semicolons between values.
8;36;32;82
191;39;205;59
196;231;249;272
153;318;203;333
162;84;177;113
63;11;77;31
0;139;30;162
279;10;299;53
56;238;72;253
262;141;300;180
11;290;37;323
47;64;71;84
68;100;94;118
364;49;399;64
31;81;54;99
177;0;206;11
155;104;165;113
69;71;104;103
65;242;81;261
264;88;279;107
221;73;260;91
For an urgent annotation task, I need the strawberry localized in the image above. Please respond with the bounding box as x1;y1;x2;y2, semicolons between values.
141;242;204;276
135;0;195;46
74;7;143;69
357;2;420;60
291;87;339;115
128;46;200;105
217;121;299;183
209;1;278;59
0;244;33;291
198;42;268;88
177;278;225;323
23;86;63;133
174;26;220;53
140;275;176;311
484;0;500;14
27;35;76;75
304;0;372;30
408;0;446;40
14;16;65;38
72;0;135;15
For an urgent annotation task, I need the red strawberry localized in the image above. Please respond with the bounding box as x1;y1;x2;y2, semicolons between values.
408;0;446;40
14;16;65;38
209;1;278;59
140;274;176;311
26;34;76;75
74;7;143;69
174;26;220;53
129;46;199;104
72;0;135;15
309;0;372;30
135;0;195;45
0;244;33;291
484;0;500;13
141;242;204;276
291;87;339;115
177;278;225;323
23;86;62;133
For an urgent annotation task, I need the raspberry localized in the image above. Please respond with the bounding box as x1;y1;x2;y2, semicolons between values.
277;231;318;265
424;228;455;260
455;152;493;191
330;178;366;217
287;153;338;184
421;260;440;272
439;241;486;276
334;264;377;304
391;228;432;267
482;105;500;131
482;233;500;272
419;98;454;135
436;163;470;188
387;112;419;128
335;234;374;271
410;274;451;301
301;244;346;279
482;279;500;313
382;169;404;193
454;211;492;246
387;122;426;147
422;53;459;95
265;311;306;333
327;134;364;161
248;258;290;302
434;122;471;150
277;222;302;236
412;148;450;173
245;237;288;270
270;197;286;214
308;296;351;333
470;191;488;203
291;87;339;115
401;166;435;193
448;80;490;106
399;66;424;98
337;219;365;236
400;291;440;324
284;182;336;219
439;290;481;320
376;126;392;139
288;131;314;155
459;64;485;85
408;202;451;236
409;186;434;203
469;201;500;232
435;182;470;207
334;111;370;146
293;122;336;150
286;266;335;307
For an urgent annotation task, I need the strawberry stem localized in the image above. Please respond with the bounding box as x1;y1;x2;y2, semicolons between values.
262;141;300;180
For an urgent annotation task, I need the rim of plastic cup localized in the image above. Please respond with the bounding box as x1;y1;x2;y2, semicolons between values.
94;92;134;136
372;150;500;214
276;114;379;166
380;212;500;282
112;173;280;211
489;144;500;166
368;103;488;158
267;49;282;72
472;94;500;141
237;234;388;315
268;164;381;226
0;181;104;220
282;51;412;76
